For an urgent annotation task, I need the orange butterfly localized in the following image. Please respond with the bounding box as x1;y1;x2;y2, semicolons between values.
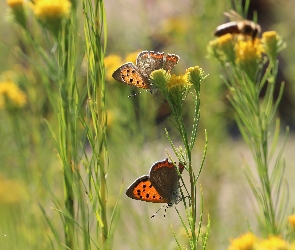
126;158;184;206
112;51;180;93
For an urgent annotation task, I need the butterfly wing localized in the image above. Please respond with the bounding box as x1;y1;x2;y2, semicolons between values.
126;175;169;203
149;159;180;202
163;54;180;72
112;62;150;90
136;51;165;78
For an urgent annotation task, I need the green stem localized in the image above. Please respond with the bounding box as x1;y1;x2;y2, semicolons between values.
178;115;196;248
60;17;75;249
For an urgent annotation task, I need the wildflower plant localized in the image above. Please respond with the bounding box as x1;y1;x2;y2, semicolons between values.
6;0;116;249
0;81;26;110
7;0;27;29
228;232;293;250
228;232;258;250
31;0;72;37
208;10;288;237
287;214;295;243
150;66;209;249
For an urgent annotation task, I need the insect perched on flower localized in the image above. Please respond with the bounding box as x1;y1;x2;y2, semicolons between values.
214;10;261;40
112;51;179;93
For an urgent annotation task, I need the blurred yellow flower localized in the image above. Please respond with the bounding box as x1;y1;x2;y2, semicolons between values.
262;31;278;50
218;34;235;61
32;0;71;20
235;38;264;65
288;214;295;230
163;17;189;35
208;34;236;64
208;39;222;63
259;236;289;250
186;66;205;92
262;31;282;63
228;232;258;250
7;0;27;28
0;81;26;109
234;38;264;80
7;0;24;8
0;174;27;204
125;51;141;64
186;66;201;75
106;110;115;127
166;74;190;91
104;54;123;81
209;39;219;52
149;69;169;92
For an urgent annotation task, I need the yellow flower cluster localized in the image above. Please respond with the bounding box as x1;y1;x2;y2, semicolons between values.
0;81;26;109
125;51;141;64
289;214;295;230
0;174;27;204
228;233;292;250
262;31;283;63
235;38;264;66
259;236;289;250
166;73;190;91
6;0;24;8
104;51;141;81
32;0;71;20
209;31;283;80
163;17;189;35
228;232;258;250
104;54;123;81
216;33;236;63
208;33;266;81
212;35;264;65
7;0;27;29
262;31;278;53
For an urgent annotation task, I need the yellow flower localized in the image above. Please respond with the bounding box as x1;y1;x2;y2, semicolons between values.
163;17;189;35
166;73;190;91
31;0;71;37
106;110;115;127
263;31;278;50
125;51;141;64
32;0;71;20
186;66;206;92
7;0;27;28
235;38;264;80
228;232;258;250
258;236;289;250
235;38;263;63
208;34;236;64
0;81;26;109
208;39;223;63
288;214;295;230
217;34;236;63
7;0;24;8
163;73;191;111
186;66;201;75
150;69;170;91
262;31;284;63
0;174;27;204
104;54;123;81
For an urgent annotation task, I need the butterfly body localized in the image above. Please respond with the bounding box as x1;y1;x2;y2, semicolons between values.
112;51;180;93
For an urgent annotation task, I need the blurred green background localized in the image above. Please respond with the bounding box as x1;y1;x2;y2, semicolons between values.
1;0;295;249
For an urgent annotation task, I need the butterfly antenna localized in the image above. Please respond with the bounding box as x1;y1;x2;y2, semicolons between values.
150;204;168;218
128;91;142;98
